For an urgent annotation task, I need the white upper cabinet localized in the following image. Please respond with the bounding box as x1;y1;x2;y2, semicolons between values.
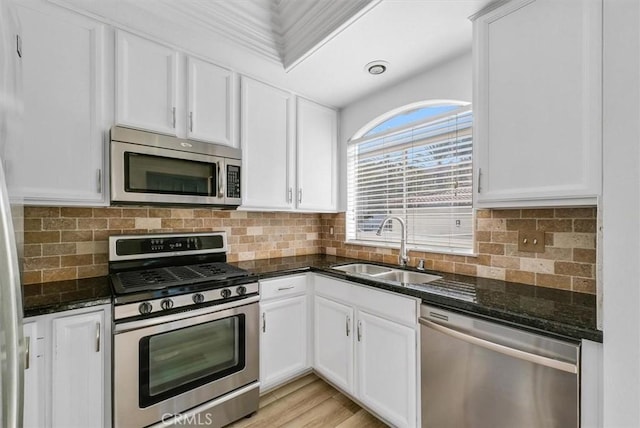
116;30;178;136
187;57;237;146
241;77;338;212
241;76;294;210
296;97;337;212
472;0;602;207
116;31;237;146
14;1;108;205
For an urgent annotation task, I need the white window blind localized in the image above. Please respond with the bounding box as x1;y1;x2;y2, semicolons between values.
346;105;473;253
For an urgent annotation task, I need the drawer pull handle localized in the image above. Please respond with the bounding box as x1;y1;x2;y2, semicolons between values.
262;312;266;333
277;286;295;291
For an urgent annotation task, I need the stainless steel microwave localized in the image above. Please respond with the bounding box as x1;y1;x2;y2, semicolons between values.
110;126;242;207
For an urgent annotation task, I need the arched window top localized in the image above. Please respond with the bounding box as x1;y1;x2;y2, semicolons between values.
352;99;470;141
346;99;473;254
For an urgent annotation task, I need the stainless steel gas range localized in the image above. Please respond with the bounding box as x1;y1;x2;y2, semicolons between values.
108;232;259;428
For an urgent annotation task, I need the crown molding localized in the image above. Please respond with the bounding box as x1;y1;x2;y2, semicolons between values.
278;0;381;71
47;0;382;70
152;0;282;63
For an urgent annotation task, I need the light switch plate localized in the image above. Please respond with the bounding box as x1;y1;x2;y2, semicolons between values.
518;230;545;253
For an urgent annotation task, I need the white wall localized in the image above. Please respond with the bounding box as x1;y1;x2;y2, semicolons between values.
602;0;640;426
337;51;473;209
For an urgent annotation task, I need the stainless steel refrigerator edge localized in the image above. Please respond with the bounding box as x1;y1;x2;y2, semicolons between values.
0;0;24;426
420;305;580;428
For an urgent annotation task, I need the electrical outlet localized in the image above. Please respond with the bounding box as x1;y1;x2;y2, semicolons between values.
518;230;545;253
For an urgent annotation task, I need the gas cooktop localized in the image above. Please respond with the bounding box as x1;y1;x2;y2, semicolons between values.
111;262;252;294
108;232;258;318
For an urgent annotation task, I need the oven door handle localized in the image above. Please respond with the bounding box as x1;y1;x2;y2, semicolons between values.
114;295;260;333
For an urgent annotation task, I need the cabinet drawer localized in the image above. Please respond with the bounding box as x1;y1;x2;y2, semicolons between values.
260;275;307;301
314;274;417;327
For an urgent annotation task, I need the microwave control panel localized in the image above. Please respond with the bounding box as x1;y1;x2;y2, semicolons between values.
227;165;241;198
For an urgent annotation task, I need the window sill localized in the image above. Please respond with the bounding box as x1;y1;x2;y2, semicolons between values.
344;239;477;258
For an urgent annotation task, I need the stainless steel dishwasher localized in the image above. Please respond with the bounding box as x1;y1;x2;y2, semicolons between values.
420;304;580;428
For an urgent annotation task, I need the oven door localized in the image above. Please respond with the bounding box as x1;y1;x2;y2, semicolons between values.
111;140;228;206
113;299;259;428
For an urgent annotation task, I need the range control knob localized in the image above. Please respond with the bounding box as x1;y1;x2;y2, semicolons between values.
138;302;153;315
160;298;174;310
236;286;247;296
192;293;205;304
220;288;232;299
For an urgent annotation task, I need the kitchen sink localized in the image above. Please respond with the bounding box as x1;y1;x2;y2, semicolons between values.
374;270;442;285
331;263;393;275
331;263;442;286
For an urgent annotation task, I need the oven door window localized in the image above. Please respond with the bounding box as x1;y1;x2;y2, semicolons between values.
125;152;217;196
139;315;245;407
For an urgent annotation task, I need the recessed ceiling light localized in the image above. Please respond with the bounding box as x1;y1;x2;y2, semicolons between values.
365;60;389;75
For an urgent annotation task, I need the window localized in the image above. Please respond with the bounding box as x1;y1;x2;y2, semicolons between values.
346;102;473;253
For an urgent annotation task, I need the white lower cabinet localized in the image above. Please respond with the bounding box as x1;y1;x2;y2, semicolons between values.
314;295;354;394
22;304;111;428
51;310;107;428
356;310;417;428
313;274;419;428
581;339;603;428
23;321;45;428
259;275;310;391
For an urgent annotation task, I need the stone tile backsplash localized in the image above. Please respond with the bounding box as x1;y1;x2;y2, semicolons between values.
320;208;597;294
23;206;597;294
23;207;321;285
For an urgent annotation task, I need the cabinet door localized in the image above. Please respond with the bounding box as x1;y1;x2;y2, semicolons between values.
260;296;308;391
23;321;44;428
14;3;106;205
116;30;178;135
187;57;236;146
313;295;354;394
473;0;602;207
51;310;106;428
240;77;293;210
296;97;337;212
356;310;417;428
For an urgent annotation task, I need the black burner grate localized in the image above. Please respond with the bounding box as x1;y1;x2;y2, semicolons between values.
113;262;251;293
118;269;177;289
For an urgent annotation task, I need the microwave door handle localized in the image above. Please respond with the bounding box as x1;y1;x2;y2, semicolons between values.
217;161;224;198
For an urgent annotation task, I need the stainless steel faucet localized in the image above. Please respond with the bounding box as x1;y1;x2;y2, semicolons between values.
376;215;409;267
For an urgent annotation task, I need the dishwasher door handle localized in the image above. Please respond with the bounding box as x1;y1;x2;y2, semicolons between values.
419;318;578;374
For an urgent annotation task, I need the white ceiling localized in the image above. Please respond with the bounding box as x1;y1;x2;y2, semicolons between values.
52;0;493;108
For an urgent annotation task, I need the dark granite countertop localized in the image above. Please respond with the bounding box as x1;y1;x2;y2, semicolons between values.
233;254;602;343
23;276;112;318
22;254;602;342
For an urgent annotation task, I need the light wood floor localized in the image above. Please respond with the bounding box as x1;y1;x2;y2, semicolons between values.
225;373;389;428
